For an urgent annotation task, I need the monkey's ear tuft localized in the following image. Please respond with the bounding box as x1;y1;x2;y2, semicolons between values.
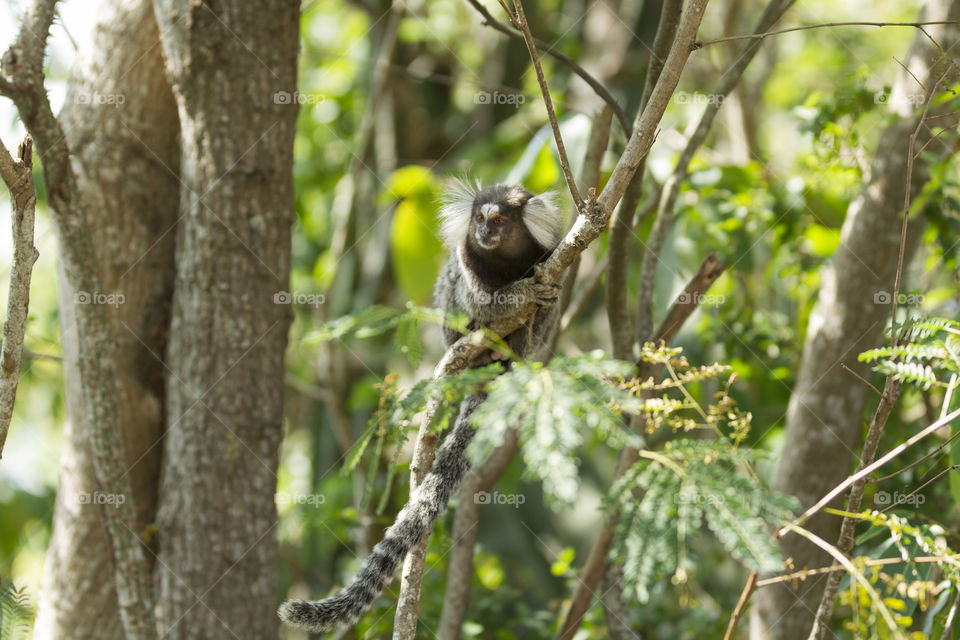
438;177;480;247
523;191;564;249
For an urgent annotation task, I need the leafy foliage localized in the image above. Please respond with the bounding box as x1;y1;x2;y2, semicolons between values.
609;441;798;602
313;306;799;607
852;511;960;585
0;581;30;640
468;352;645;506
860;317;960;389
826;510;960;639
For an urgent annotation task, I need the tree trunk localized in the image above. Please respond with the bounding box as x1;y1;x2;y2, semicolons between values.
34;1;179;636
150;1;299;637
751;4;960;637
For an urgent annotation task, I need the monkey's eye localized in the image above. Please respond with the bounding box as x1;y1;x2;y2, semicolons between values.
475;212;484;222
491;215;505;225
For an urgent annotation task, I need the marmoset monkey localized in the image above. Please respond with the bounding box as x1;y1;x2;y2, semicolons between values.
279;181;565;633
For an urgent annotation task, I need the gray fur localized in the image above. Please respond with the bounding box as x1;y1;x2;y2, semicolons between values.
279;183;564;633
278;395;482;633
435;243;563;361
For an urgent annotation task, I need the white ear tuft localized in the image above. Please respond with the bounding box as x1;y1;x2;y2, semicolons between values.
523;191;564;249
438;178;480;247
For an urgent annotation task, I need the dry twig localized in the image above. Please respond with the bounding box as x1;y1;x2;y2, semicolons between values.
0;136;39;458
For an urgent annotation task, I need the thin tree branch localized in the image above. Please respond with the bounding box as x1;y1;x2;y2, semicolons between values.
757;554;960;587
465;0;631;135
560;253;608;332
723;571;757;640
436;429;519;639
694;21;960;50
0;136;38;459
606;175;647;357
579;105;612;199
556;106;613;339
606;0;681;360
841;362;883;396
647;252;725;345
941;591;960;638
600;561;633;640
596;0;709;216
784;524;904;637
806;378;900;640
781;406;960;536
880;464;960;514
872;427;960;483
509;0;583;210
694;551;960;634
494;0;517;26
892;70;949;331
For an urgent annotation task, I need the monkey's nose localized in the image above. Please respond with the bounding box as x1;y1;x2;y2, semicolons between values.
475;234;499;250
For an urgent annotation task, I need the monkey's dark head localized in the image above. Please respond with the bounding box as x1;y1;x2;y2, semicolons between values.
440;180;562;251
439;180;564;288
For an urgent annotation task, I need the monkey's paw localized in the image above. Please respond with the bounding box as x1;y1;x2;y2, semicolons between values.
528;267;561;308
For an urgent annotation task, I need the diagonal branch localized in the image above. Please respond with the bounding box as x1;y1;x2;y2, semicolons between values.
636;0;795;342
426;0;709;380
465;0;631;135
781;405;960;535
509;0;583;210
606;0;682;361
1;0;72;207
784;524;903;637
0;136;39;459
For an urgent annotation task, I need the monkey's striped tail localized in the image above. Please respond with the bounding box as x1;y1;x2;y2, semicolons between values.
278;396;482;633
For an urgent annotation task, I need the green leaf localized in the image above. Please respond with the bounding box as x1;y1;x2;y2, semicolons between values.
394;314;425;367
610;440;798;601
468;353;641;507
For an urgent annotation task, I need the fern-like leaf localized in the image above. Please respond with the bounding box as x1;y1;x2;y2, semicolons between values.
609;440;798;601
469;352;644;506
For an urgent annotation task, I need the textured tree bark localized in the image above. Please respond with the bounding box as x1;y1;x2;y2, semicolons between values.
751;4;960;638
0;135;39;458
33;1;179;637
150;1;298;638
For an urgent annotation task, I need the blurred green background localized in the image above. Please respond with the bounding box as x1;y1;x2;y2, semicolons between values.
5;0;960;637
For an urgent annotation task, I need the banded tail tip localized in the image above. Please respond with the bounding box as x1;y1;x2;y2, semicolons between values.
278;599;337;633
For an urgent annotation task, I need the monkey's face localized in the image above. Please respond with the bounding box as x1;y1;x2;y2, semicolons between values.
469;200;528;257
447;184;557;268
470;202;508;251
